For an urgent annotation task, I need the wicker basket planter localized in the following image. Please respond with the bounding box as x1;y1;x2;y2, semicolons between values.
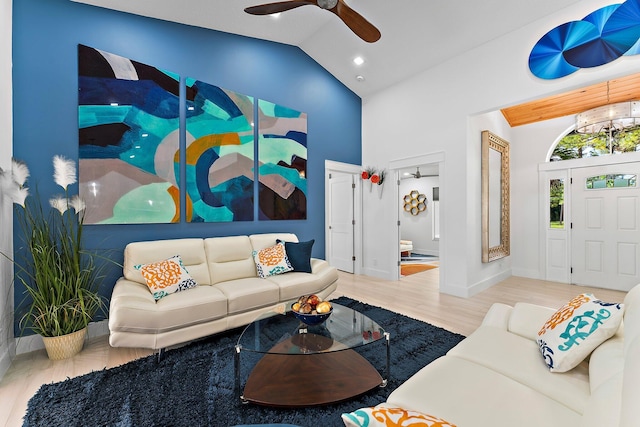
41;327;87;360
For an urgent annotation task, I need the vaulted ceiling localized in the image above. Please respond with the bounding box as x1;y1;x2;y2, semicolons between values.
501;72;640;128
71;0;582;98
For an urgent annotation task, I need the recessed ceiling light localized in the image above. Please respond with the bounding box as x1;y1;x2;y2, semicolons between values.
353;56;364;66
270;13;281;18
356;75;365;82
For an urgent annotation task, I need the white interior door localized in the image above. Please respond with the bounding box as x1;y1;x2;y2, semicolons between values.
571;164;640;291
328;172;355;273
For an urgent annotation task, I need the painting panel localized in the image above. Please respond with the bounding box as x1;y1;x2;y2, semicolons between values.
258;100;307;220
78;44;180;224
185;79;254;222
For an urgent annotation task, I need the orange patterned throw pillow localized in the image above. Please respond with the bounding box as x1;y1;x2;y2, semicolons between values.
135;255;197;301
252;242;294;278
342;405;457;427
537;293;623;372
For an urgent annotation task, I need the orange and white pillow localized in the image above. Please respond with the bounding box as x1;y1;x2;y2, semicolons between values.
135;255;197;301
537;293;623;372
252;242;293;278
342;405;456;427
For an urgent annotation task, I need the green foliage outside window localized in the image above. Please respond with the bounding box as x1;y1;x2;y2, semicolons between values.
551;126;640;161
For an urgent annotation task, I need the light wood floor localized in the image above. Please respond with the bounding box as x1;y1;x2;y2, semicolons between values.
0;269;628;426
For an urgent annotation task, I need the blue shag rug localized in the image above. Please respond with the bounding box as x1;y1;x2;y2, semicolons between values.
23;297;465;427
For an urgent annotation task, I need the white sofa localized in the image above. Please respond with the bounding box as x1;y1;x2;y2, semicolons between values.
108;233;338;351
379;284;640;427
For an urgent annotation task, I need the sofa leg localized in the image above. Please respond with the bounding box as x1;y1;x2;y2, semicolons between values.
157;348;165;363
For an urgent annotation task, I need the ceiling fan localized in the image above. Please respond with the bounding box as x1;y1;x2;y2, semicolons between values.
407;167;438;179
244;0;381;43
410;167;423;179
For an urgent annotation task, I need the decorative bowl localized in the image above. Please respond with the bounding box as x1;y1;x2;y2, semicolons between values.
292;308;333;325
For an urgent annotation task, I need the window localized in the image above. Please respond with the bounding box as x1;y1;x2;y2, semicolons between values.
550;179;564;229
550;126;640;161
585;174;637;189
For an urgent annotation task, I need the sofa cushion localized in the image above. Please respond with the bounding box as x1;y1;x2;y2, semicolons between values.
205;236;257;285
249;233;298;251
215;277;280;315
386;356;582;427
537;294;624;372
265;259;338;301
108;280;228;334
278;239;314;273
341;405;457;427
123;238;210;285
447;326;590;414
135;255;198;300
253;242;294;278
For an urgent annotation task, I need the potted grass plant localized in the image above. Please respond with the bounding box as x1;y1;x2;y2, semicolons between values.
0;156;106;360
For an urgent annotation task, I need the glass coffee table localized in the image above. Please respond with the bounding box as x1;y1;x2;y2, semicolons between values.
234;302;390;407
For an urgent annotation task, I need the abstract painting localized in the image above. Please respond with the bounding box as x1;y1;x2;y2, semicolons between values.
257;100;307;220
185;79;255;222
78;44;181;224
529;0;640;79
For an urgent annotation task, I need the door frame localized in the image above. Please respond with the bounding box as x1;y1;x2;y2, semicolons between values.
325;160;363;275
389;151;445;284
538;151;640;282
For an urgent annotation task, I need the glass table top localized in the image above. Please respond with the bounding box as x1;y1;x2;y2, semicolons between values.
237;303;386;355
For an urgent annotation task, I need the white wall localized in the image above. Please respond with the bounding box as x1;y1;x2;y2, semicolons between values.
399;176;439;256
361;0;639;297
0;0;14;380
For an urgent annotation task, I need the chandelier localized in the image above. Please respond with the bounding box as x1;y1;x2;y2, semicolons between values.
576;101;640;134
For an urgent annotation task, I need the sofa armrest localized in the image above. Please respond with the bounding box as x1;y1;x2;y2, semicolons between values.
507;303;557;341
481;303;513;330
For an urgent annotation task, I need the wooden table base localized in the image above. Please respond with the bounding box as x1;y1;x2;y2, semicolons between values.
242;347;383;407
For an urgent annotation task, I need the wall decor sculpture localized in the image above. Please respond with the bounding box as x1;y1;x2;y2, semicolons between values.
78;44;181;224
403;190;427;216
529;0;640;79
185;79;255;222
257;99;307;220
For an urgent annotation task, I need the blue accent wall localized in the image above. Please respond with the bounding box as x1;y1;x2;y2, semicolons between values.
12;0;361;332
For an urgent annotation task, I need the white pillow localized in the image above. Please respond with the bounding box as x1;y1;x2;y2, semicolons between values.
135;255;197;300
537;293;624;372
252;242;293;278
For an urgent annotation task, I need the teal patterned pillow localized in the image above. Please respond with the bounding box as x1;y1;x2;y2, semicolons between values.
537;293;624;372
342;405;457;427
252;242;294;278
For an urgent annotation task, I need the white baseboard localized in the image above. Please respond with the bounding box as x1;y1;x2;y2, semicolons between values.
510;267;541;280
467;269;513;297
362;266;395;281
0;341;15;382
15;320;109;355
412;249;439;257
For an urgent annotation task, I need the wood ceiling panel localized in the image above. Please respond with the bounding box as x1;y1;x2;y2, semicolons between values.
501;73;640;127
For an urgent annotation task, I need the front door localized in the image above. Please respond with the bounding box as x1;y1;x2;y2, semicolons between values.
571;163;640;291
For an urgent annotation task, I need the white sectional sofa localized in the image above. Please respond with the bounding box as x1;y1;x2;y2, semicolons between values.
108;233;338;351
374;284;640;427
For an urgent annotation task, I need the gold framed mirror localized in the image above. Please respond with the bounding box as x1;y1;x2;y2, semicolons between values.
481;130;510;262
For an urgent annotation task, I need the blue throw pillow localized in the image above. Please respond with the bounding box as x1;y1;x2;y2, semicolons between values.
277;239;314;273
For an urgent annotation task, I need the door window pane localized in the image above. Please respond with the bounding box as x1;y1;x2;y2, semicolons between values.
585;174;637;189
550;179;564;229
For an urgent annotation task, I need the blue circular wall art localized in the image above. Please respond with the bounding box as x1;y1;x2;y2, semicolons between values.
529;0;640;79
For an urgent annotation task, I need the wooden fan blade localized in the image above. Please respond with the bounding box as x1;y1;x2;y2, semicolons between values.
332;0;381;43
244;1;317;15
